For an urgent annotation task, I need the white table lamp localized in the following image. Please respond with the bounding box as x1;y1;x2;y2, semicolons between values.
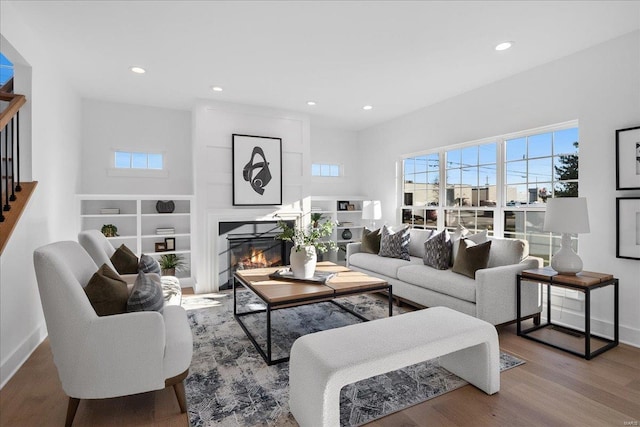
362;200;382;229
543;197;590;275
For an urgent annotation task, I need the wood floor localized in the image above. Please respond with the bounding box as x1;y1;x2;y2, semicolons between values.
1;295;638;426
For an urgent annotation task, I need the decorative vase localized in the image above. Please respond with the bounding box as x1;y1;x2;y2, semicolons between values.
341;228;353;240
156;200;175;214
289;246;317;279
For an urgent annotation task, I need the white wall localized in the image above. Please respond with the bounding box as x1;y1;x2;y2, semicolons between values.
1;2;83;387
309;126;362;196
192;100;311;292
358;31;640;347
80;99;192;195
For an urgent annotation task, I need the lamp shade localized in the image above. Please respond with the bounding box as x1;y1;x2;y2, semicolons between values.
543;197;590;234
362;200;382;220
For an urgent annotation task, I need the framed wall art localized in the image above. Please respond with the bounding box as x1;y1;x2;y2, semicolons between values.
615;125;640;190
616;197;640;260
232;134;282;206
164;237;175;251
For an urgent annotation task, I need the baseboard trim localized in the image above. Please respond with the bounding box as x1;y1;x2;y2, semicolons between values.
544;306;639;348
0;324;47;389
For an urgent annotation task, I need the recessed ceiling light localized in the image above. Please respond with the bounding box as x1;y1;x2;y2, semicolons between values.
129;66;146;74
495;41;514;51
212;86;223;92
307;101;316;106
363;105;373;110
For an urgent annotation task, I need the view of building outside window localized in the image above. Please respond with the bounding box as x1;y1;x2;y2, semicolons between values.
401;124;579;265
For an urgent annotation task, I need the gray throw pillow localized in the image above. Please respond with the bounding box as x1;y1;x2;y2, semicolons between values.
127;272;165;313
361;228;381;254
378;225;410;261
84;264;129;316
452;239;492;279
423;229;452;270
139;253;161;275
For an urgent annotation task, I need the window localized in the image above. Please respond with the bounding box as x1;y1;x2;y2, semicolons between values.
114;151;163;170
312;163;340;177
401;122;579;265
0;52;14;86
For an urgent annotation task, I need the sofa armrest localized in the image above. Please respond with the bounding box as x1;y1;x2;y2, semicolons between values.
474;256;543;325
346;242;362;267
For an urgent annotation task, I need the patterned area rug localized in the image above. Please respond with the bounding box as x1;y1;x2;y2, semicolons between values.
183;291;524;426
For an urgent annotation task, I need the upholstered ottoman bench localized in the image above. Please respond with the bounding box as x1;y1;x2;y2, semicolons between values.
289;306;500;427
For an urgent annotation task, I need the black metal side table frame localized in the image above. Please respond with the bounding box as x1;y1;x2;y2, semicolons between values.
233;276;393;365
517;274;619;360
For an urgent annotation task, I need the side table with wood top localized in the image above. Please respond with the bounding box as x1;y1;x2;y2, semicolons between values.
517;267;618;360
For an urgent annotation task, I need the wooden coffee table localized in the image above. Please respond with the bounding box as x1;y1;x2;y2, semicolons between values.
233;261;392;365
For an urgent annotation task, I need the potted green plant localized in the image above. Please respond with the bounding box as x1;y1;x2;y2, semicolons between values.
310;212;324;228
101;224;119;237
159;253;185;276
276;219;337;279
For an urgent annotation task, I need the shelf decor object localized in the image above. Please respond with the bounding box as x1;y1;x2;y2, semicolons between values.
101;224;118;237
615;125;640;190
362;200;382;229
164;237;176;251
156;200;175;213
543;197;590;275
616;197;640;260
232;134;282;206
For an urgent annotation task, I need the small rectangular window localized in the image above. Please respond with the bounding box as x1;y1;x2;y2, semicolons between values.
114;151;164;170
312;163;341;177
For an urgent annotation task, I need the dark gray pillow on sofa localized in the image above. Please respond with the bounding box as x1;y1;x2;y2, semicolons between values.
452;238;492;279
423;229;452;270
378;225;410;261
126;272;164;313
361;228;381;254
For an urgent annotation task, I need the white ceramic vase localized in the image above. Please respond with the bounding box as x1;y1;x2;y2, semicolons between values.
290;246;317;279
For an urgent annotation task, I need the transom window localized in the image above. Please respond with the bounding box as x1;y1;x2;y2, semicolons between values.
115;151;163;170
312;163;341;177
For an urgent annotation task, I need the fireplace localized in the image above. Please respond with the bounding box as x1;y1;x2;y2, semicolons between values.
218;220;292;289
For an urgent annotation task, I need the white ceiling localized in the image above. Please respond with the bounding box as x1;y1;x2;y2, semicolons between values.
5;1;640;130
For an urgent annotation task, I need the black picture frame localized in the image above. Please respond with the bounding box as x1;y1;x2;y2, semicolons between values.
232;134;282;206
616;197;640;260
615;125;640;190
164;237;175;251
155;242;166;252
337;200;349;211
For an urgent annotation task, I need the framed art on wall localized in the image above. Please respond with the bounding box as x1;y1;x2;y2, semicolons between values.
615;125;640;190
616;197;640;260
232;134;282;206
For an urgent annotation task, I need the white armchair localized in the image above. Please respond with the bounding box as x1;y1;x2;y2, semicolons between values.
33;241;193;426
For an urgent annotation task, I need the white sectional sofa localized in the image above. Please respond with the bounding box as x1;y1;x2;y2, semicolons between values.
346;228;542;325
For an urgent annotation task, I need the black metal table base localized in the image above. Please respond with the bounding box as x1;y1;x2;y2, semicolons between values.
233;277;393;365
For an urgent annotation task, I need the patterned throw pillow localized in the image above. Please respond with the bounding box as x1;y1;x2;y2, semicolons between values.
127;272;165;313
84;264;129;316
423;229;452;270
139;253;161;275
110;244;139;274
378;225;410;261
361;228;382;254
452;239;492;278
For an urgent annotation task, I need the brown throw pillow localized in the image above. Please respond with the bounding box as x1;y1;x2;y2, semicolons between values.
110;244;138;274
84;264;129;316
361;228;381;254
452;239;492;279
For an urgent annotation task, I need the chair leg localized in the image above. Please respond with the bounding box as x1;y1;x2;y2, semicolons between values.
173;381;188;413
65;397;80;427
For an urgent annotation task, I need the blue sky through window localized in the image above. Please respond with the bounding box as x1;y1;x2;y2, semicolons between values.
0;52;14;86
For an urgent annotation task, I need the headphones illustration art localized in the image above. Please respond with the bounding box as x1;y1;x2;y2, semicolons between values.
242;146;272;195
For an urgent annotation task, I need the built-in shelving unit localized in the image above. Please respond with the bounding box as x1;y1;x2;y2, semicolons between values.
310;196;367;265
77;195;195;286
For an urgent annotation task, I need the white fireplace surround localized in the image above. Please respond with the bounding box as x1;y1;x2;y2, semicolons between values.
206;209;302;292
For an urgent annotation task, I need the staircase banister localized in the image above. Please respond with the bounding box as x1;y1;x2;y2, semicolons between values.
0;93;26;131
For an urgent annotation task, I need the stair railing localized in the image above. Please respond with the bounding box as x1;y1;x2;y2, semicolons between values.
0;90;26;223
